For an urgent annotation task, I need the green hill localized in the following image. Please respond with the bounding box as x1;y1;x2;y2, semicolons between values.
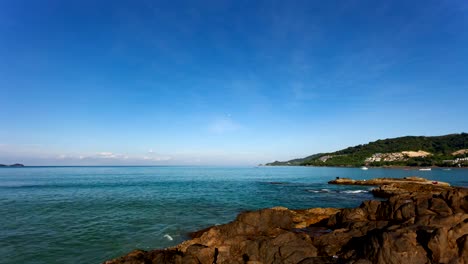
266;133;468;167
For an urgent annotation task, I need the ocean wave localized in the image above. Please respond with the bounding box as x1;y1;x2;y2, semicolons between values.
339;190;369;194
307;189;331;193
307;189;369;194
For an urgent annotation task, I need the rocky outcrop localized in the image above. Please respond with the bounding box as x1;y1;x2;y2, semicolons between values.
105;184;468;264
328;176;450;187
325;188;468;263
371;182;454;198
105;207;340;264
329;176;452;198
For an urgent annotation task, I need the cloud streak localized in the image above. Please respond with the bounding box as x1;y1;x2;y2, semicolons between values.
143;156;172;161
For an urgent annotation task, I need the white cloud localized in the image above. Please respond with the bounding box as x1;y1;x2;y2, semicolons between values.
49;152;172;164
143;155;172;161
97;152;116;158
94;152;129;159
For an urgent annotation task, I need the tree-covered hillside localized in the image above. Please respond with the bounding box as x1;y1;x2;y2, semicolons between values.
266;133;468;167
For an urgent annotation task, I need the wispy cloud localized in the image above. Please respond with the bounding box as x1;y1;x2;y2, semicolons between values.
144;148;172;161
52;151;172;164
56;152;130;160
96;152;126;159
143;156;172;161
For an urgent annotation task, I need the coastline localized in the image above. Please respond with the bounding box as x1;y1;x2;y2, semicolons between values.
264;164;468;169
104;178;468;264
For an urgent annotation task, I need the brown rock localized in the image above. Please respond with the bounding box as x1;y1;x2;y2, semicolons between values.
105;185;468;264
359;228;429;264
330;177;452;198
427;218;468;263
328;176;449;187
292;208;340;228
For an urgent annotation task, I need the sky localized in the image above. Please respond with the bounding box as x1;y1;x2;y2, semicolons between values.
1;0;468;166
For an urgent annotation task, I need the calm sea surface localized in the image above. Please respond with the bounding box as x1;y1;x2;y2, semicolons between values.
1;166;467;264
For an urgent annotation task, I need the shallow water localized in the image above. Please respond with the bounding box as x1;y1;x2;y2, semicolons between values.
1;166;466;264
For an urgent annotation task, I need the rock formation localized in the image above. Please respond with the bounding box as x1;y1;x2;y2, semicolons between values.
105;179;468;264
329;176;452;198
328;176;450;187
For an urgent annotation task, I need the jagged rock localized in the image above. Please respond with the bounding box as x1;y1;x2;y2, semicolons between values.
292;208;340;228
105;180;468;264
356;227;429;264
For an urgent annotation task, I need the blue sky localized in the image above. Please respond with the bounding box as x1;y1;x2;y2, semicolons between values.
1;0;467;165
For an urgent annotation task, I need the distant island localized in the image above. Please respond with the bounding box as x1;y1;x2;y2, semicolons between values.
0;163;25;168
266;133;468;167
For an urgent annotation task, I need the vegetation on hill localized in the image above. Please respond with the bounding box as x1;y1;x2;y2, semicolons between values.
266;133;468;167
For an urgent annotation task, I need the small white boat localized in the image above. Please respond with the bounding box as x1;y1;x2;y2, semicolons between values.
361;166;369;170
419;168;431;171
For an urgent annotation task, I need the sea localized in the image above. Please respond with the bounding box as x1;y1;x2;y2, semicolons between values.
1;166;467;264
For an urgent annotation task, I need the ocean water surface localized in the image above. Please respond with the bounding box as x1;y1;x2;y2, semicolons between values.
1;166;467;264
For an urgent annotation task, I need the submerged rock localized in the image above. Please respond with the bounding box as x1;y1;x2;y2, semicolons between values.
105;180;468;264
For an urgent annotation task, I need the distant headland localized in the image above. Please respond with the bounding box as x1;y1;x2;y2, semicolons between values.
265;133;468;167
0;163;25;167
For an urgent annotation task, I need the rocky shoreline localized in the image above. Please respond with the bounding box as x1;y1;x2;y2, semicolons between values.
105;177;468;264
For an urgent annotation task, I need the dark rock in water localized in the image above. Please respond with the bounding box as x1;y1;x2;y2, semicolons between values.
104;183;468;264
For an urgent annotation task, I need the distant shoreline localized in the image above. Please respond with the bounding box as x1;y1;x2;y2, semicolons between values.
263;164;468;169
1;165;467;169
0;163;24;168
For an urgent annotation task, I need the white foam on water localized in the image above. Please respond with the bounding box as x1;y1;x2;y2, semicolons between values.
307;188;331;193
341;190;368;194
164;234;173;241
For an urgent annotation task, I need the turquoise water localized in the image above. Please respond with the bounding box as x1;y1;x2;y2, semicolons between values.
1;166;467;264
